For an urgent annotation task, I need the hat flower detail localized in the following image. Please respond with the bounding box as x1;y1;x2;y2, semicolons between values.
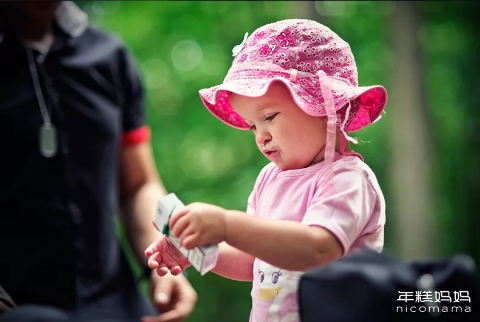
232;32;249;57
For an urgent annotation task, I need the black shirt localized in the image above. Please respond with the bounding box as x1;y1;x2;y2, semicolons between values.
0;7;155;321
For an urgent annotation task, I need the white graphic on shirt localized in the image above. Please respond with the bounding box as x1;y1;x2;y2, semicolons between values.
257;261;300;322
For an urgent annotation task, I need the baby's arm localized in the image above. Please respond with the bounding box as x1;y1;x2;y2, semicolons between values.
212;242;255;281
213;191;256;281
224;211;342;271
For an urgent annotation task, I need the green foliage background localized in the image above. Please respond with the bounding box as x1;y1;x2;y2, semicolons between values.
76;2;480;321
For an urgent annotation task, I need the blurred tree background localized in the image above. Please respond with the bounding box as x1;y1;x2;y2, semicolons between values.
75;1;480;321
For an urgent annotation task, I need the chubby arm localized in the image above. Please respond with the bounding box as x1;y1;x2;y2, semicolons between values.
212;242;255;281
170;203;343;273
224;210;342;271
149;204;340;276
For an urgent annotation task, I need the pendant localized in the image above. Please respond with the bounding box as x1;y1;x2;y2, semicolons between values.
39;123;57;158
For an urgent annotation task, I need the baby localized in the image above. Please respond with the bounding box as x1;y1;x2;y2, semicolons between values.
146;19;387;322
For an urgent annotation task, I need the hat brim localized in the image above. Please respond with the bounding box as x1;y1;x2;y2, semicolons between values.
199;77;387;133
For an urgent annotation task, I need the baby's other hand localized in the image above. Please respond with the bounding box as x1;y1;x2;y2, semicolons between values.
145;236;190;276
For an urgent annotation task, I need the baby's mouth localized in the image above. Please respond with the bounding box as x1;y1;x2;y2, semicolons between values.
264;150;279;160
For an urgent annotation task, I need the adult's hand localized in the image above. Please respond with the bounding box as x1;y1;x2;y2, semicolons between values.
142;272;197;322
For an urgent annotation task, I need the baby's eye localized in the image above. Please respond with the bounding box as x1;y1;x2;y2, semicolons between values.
265;113;279;122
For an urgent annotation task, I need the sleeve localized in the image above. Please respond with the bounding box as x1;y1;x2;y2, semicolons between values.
302;165;377;255
246;190;256;215
245;163;272;216
117;45;151;147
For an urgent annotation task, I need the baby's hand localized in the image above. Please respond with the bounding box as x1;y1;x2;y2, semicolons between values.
145;236;190;276
169;202;227;250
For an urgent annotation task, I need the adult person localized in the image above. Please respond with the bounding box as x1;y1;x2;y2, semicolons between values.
0;1;196;321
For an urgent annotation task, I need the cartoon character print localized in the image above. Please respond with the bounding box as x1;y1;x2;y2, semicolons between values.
257;261;301;322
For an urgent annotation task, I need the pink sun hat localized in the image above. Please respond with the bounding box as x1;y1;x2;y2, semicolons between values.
198;19;387;165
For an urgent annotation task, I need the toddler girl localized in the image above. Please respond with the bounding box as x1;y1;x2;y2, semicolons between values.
146;19;387;322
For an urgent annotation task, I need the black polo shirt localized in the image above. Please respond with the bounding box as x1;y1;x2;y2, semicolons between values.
0;6;155;321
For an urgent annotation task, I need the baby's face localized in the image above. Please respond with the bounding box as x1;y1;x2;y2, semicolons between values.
229;82;327;170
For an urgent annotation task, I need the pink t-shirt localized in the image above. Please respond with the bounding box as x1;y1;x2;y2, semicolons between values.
246;153;386;322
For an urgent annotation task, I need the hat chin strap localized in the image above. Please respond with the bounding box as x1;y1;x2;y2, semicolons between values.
317;70;337;166
316;70;359;166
